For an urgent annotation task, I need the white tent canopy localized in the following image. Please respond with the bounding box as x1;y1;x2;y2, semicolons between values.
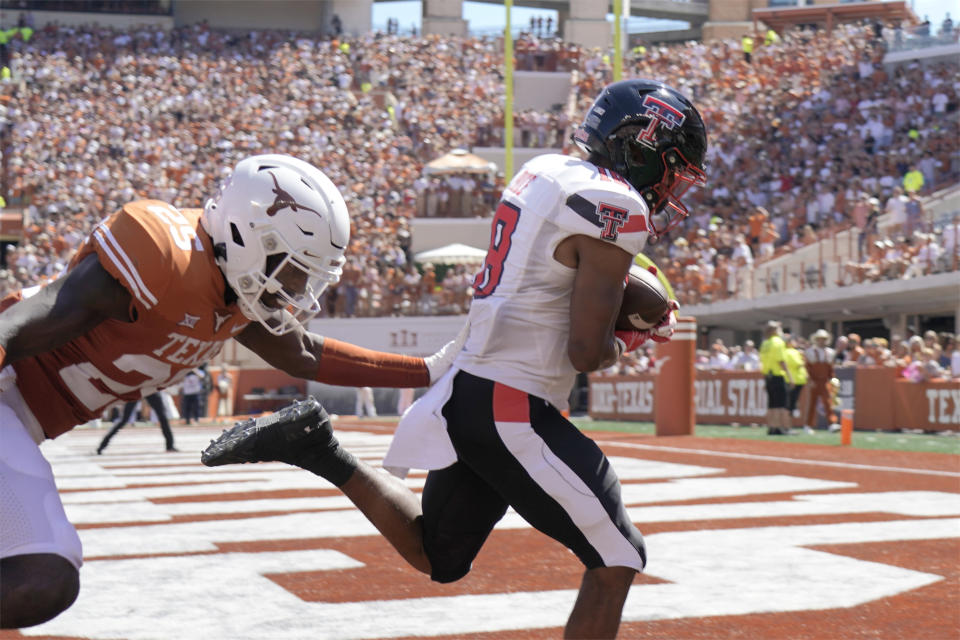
414;243;487;265
423;148;497;176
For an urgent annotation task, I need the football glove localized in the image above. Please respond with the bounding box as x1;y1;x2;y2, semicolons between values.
614;329;651;356
650;300;680;343
424;320;469;383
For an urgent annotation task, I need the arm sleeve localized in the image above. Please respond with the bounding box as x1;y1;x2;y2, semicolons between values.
315;338;429;388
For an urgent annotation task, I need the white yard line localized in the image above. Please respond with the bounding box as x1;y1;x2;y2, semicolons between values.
596;441;960;478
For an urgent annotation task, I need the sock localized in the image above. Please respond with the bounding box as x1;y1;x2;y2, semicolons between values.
297;446;358;488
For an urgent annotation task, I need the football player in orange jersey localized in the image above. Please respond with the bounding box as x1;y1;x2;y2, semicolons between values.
0;154;462;628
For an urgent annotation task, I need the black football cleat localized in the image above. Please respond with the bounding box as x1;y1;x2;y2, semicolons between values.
201;397;334;467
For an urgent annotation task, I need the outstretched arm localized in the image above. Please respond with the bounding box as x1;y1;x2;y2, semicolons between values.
235;320;465;388
0;254;132;368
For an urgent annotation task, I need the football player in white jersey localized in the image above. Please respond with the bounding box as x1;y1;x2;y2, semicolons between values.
203;79;707;638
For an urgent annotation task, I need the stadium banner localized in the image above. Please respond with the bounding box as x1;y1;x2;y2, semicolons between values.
851;366;895;430
588;370;768;424
589;368;959;430
894;379;960;429
589;373;657;421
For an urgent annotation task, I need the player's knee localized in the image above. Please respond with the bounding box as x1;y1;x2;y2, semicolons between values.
423;535;481;584
582;565;638;596
424;547;472;583
0;554;80;628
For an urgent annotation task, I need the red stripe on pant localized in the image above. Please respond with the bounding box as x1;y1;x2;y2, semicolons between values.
493;383;530;423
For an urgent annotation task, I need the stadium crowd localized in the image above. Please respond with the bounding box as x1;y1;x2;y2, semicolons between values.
0;17;957;319
599;328;960;382
600;25;959;306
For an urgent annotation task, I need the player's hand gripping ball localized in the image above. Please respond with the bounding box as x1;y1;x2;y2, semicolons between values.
615;264;670;331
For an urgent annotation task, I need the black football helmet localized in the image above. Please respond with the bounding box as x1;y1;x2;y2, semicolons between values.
572;79;707;237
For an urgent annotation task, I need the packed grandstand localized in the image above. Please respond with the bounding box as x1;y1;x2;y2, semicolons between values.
0;12;957;378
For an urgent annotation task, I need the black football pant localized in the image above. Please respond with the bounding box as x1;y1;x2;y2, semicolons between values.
97;392;175;452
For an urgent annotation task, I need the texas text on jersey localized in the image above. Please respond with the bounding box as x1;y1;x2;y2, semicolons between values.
8;200;249;438
457;153;650;410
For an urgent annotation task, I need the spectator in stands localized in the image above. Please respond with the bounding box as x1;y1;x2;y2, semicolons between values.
843;238;890;284
902;232;942;278
903;191;926;235
906;334;926;363
942;214;959;272
756;218;781;262
834;335;850;365
948;335;960;379
938;333;956;371
845;333;865;364
747;206;768;251
859;337;886;367
884;187;909;237
729;339;760;370
902;163;925;195
707;339;731;369
890;339;911;371
853;195;880;259
730;233;754;269
902;347;944;382
5;20;959;317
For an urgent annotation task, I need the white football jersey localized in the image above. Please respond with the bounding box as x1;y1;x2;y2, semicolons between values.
456;153;651;410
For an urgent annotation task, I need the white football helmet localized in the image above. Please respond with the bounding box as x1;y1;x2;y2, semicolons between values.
201;154;350;335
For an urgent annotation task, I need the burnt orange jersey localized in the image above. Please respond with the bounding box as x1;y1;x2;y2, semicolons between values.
11;200;250;438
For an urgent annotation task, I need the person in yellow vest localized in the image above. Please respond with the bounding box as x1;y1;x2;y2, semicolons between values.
760;320;795;435
742;33;755;63
764;28;780;46
784;335;809;433
903;165;924;194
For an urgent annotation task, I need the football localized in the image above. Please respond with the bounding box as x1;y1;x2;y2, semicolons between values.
615;264;670;330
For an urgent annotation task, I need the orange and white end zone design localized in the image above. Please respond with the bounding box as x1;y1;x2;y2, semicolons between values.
5;423;959;640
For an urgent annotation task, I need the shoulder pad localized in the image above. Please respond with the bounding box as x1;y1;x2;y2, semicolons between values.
555;160;650;256
86;201;179;312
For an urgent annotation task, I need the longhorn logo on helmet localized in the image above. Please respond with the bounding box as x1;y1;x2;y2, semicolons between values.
266;172;322;217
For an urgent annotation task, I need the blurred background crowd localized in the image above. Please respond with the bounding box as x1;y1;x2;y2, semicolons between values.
0;15;957;321
599;327;960;382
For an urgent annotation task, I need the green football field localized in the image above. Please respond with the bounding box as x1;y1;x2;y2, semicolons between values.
571;417;960;455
